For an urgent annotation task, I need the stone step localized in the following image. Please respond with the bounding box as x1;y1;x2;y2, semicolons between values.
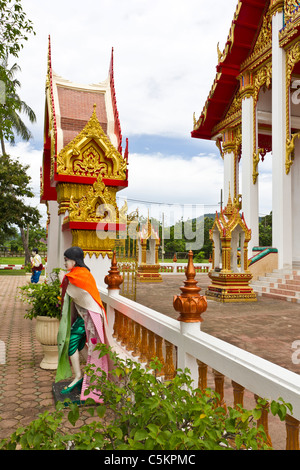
251;267;300;302
260;291;300;303
269;287;299;297
278;282;300;291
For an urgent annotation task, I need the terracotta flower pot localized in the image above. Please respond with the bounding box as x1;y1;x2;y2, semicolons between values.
35;316;59;369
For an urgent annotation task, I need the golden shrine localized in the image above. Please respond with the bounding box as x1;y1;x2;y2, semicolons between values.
40;37;128;285
206;190;257;302
137;216;162;282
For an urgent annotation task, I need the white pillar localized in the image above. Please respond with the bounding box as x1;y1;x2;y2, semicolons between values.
272;10;293;269
46;200;60;275
241;96;259;256
223;151;236;204
292;139;300;264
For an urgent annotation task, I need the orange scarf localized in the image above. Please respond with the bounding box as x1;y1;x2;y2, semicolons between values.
65;267;107;323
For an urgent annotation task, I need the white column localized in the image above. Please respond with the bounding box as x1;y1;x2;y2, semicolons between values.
241;96;259;256
46;200;60;275
223;151;236;204
292;139;300;263
272;10;292;269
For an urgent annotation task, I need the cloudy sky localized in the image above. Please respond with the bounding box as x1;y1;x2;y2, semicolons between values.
6;0;272;226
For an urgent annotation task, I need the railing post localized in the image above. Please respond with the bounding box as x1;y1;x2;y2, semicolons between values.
174;250;208;378
197;360;208;391
173;250;208;324
255;394;272;448
213;370;226;410
104;250;123;339
285;415;300;450
232;380;245;408
164;340;176;380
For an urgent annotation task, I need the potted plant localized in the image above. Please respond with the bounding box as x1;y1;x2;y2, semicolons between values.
19;269;62;370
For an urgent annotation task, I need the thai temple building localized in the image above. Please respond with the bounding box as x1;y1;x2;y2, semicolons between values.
33;8;300;450
40;37;128;286
192;0;300;273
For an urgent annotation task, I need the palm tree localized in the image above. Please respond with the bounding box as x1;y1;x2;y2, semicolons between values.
0;55;36;155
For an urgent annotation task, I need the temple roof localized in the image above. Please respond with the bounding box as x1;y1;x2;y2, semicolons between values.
191;0;269;141
46;36;124;155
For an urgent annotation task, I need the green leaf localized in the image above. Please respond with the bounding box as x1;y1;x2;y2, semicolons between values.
134;429;148;441
96;405;106;419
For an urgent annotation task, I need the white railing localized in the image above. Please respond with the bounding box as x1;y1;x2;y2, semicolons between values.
159;262;212;274
99;285;300;449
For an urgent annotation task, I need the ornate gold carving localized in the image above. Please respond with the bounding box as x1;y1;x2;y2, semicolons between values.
284;0;300;23
253;8;272;56
193;72;222;131
57;183;89;215
286;41;300;174
206;191;256;303
56;105;127;180
212;93;242;136
217;1;242;64
45;39;57;179
67;175;119;223
71;229;115;256
250;63;272;184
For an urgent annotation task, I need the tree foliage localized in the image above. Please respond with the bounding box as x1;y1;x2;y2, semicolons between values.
259;212;272;247
0;345;293;450
0;0;35;61
0;55;36;154
0;153;41;259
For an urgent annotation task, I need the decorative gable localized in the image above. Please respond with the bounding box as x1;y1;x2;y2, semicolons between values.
55;105;127;186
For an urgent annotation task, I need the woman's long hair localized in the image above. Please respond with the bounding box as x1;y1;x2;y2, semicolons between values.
64;246;90;271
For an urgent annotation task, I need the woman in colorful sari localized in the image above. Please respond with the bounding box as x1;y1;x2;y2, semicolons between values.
55;246;108;402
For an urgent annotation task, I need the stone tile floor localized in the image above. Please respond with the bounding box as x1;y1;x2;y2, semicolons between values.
0;274;299;449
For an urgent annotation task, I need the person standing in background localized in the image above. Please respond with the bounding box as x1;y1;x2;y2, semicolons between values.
30;248;43;283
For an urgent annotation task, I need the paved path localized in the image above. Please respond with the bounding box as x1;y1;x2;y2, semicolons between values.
0;274;299;449
136;274;300;374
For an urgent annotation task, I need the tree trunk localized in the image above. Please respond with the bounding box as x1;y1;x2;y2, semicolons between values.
19;226;31;264
0;134;6;156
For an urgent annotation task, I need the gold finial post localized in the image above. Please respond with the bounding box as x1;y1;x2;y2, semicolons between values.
173;250;208;323
104;250;123;290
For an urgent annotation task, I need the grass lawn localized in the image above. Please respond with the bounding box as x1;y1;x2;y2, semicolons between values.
0;256;45;275
0;257;25;265
0;269;26;275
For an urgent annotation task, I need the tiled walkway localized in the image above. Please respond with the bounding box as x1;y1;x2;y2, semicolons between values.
0;274;299;449
0;276;102;442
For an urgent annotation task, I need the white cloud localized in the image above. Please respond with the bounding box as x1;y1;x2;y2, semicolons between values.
16;0;239;141
5;142;47;224
118;151;223;221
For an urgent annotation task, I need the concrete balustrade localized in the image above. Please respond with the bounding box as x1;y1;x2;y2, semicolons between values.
102;252;300;450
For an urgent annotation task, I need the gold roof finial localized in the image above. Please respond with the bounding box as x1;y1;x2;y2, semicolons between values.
224;183;233;217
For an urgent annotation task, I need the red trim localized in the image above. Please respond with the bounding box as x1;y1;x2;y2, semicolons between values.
52;161;128;187
191;0;268;141
47;36;57;154
62;221;127;231
53;172;128;187
109;48;123;154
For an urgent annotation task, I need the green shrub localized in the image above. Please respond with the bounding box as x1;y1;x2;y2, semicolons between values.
18;268;61;319
0;345;293;450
